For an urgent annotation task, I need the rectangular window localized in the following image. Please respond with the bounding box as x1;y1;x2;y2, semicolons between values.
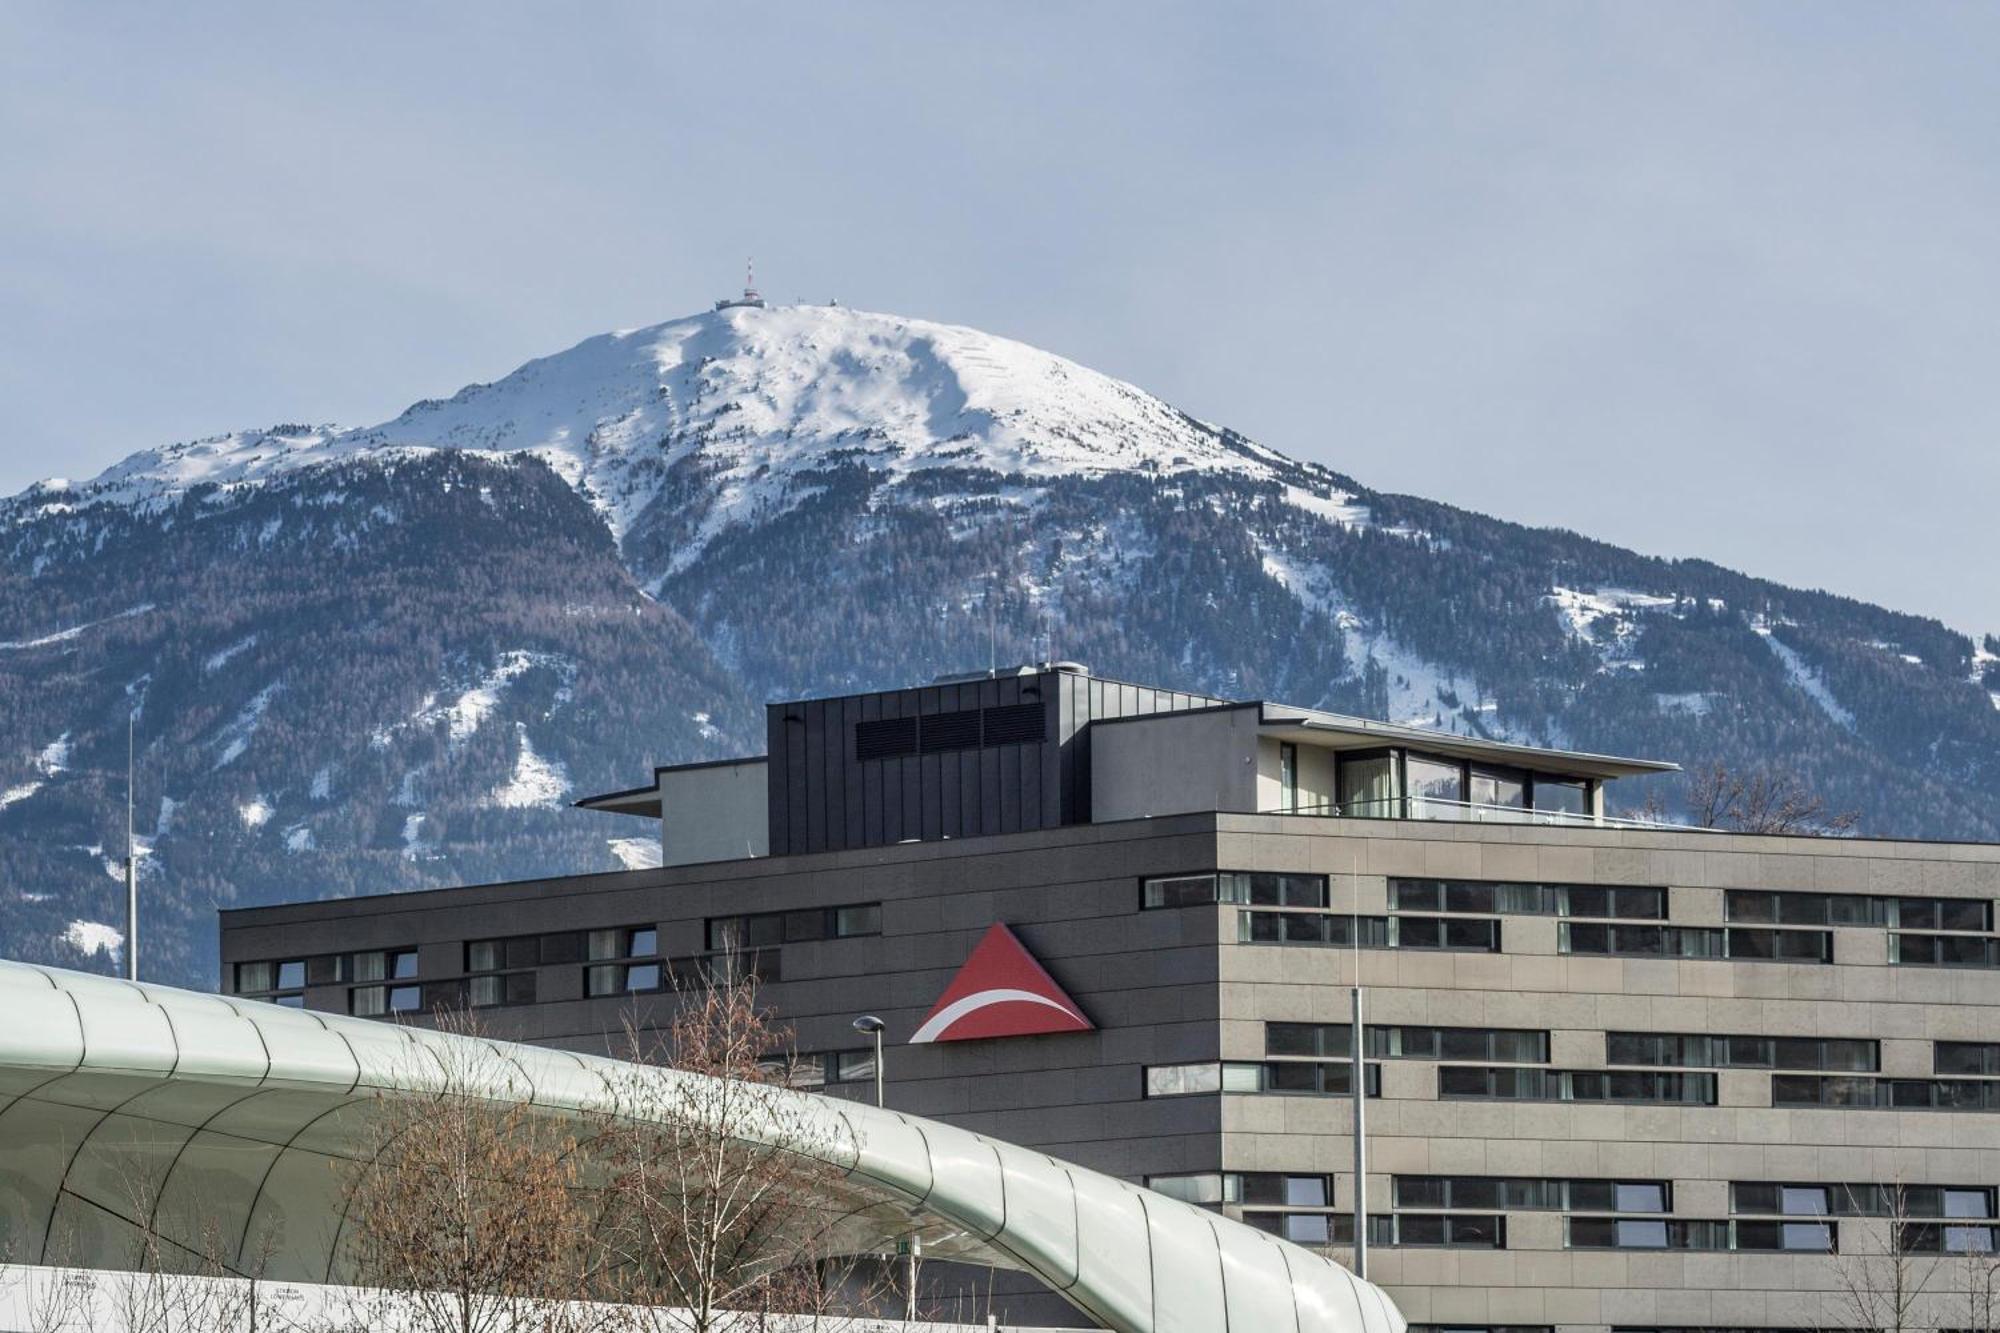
1772;1075;2000;1112
1143;872;1329;909
465;936;540;1008
1405;753;1464;817
1937;1042;2000;1076
1279;742;1299;813
1566;1218;1738;1251
1391;879;1666;920
1144;1061;1380;1098
1394;1177;1667;1212
1440;1068;1716;1105
1606;1032;1878;1072
1237;911;1497;951
1337;754;1400;819
1894;933;2000;968
1269;1023;1548;1064
1560;923;1830;962
707;904;881;951
1726;890;1992;931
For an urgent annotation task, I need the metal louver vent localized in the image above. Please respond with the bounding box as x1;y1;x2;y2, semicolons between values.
855;717;918;761
981;702;1045;745
919;709;983;753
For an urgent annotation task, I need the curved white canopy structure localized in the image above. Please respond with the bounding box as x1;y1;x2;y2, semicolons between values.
0;961;1403;1333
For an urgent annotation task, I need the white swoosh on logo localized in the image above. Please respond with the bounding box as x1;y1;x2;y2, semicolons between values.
908;988;1085;1044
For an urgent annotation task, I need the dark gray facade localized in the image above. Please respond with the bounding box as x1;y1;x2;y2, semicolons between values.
762;666;1222;855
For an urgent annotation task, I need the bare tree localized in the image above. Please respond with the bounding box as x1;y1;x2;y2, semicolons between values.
1687;761;1860;836
592;962;893;1332
337;1009;603;1333
1835;1183;1943;1333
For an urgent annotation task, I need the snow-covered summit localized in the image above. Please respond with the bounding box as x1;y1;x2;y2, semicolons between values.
22;304;1358;552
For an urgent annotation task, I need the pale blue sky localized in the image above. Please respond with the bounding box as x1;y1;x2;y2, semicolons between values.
2;4;1995;633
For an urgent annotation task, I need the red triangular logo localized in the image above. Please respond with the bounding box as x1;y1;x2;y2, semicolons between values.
909;923;1093;1044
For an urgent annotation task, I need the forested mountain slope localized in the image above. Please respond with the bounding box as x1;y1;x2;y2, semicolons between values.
4;304;1994;987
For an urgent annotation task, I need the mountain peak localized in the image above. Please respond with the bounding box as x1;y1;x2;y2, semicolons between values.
35;303;1359;559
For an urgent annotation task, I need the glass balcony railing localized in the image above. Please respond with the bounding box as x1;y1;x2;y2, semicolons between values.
1265;796;1688;832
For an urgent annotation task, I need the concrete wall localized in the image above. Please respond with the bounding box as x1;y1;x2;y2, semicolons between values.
660;758;770;866
1091;707;1262;823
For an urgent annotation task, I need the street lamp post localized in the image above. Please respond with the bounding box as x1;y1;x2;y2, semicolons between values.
851;1015;886;1108
852;1015;912;1316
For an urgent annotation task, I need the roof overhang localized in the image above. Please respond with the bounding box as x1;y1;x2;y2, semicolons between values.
574;755;769;820
1256;703;1679;780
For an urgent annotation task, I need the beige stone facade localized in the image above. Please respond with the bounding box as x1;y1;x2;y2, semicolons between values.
1210;815;2000;1333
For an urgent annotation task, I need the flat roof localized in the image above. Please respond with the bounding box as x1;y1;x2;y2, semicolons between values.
1256;702;1678;779
573;755;766;818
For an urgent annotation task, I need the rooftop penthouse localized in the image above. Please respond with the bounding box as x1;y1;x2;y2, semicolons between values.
578;663;1680;867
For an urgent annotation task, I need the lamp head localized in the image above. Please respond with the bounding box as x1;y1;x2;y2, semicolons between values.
852;1015;886;1035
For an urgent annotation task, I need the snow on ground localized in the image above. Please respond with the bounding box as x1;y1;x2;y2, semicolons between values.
607;837;663;870
238;797;273;829
204;634;258;672
488;725;570;809
409;651;571;747
2;731;75;812
310;766;333;800
64;920;123;962
691;711;720;742
284;824;315;852
1548;587;1674;670
1753;622;1856;730
36;733;70;775
1260;541;1495;734
1280;485;1370;530
213;682;282;767
400;813;430;860
1655;692;1716;717
0;603;156;652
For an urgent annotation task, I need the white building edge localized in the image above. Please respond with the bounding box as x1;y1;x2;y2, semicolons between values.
0;960;1404;1333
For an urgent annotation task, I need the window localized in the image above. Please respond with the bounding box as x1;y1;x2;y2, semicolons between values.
1338;754;1400;818
1772;1076;2000;1111
1144;1062;1379;1098
1726;890;1991;931
350;984;422;1017
465;935;540;1008
1732;1183;1996;1221
349;949;419;984
1384;1213;1506;1248
706;903;882;951
585;924;665;997
1469;766;1528;811
1144;872;1328;909
1531;778;1589;817
1390;879;1665;920
1936;1042;2000;1076
1279;742;1299;813
1894;934;2000;968
1405;754;1464;815
1394;1177;1668;1213
1269;1023;1547;1064
1566;1218;1739;1251
1559;922;1831;963
1238;912;1498;951
1606;1033;1878;1072
1439;1068;1716;1105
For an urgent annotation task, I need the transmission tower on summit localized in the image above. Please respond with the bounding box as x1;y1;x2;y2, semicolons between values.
714;258;767;310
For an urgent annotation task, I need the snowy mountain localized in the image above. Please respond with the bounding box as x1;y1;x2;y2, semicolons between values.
5;303;1998;988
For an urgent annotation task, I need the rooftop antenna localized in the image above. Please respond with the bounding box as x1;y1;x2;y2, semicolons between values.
125;712;137;982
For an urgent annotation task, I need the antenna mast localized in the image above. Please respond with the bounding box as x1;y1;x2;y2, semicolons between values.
125;713;137;982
